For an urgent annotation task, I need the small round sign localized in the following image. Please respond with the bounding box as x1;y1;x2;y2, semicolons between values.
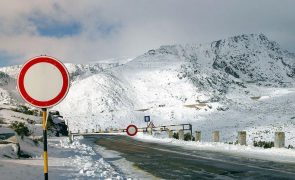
17;56;70;108
126;124;138;136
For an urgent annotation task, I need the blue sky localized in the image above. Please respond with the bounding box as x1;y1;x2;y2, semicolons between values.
0;52;19;67
0;56;11;67
0;0;294;67
32;18;82;38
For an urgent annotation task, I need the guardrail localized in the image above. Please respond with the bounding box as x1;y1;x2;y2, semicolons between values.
69;127;286;148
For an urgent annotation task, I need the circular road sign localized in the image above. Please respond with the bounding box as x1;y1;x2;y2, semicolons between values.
17;56;70;108
126;124;138;136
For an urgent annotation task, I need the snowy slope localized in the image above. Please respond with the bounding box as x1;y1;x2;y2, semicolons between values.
0;62;121;80
114;34;295;105
55;71;138;130
2;33;295;146
0;62;122;104
55;34;295;146
0;71;19;104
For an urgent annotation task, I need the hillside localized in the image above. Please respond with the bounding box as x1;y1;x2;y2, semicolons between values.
1;33;295;145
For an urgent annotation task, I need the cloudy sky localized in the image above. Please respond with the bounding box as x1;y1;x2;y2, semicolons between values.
0;0;294;66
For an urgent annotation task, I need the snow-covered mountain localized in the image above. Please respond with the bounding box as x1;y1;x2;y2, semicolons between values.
1;33;295;145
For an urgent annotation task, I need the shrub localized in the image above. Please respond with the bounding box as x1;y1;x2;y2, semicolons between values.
31;137;43;146
225;140;238;145
251;96;261;100
58;123;69;136
11;105;39;116
184;133;193;141
19;150;32;158
0;117;6;124
173;132;179;139
49;111;60;116
47;113;68;136
9;121;31;139
253;141;274;149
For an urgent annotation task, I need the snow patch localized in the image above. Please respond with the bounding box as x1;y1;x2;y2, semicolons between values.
135;133;295;163
59;136;123;179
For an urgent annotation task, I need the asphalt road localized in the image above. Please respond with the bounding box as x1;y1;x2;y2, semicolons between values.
94;135;295;180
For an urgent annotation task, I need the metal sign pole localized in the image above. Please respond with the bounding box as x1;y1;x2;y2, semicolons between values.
17;56;70;180
190;124;193;140
42;108;48;180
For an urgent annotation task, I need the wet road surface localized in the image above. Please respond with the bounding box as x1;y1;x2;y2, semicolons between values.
93;135;295;180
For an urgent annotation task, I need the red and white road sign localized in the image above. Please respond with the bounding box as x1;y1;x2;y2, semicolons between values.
126;124;138;136
17;56;70;108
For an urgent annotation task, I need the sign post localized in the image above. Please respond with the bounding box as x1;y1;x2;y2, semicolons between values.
17;56;70;180
42;108;48;179
144;116;150;131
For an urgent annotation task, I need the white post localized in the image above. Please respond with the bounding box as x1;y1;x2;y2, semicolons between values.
195;131;201;142
178;129;184;140
69;131;72;143
147;128;153;135
274;132;285;148
238;131;247;145
168;130;174;138
212;131;220;142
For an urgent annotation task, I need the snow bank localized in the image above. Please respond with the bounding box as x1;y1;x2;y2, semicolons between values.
59;136;123;179
0;144;19;158
135;133;295;163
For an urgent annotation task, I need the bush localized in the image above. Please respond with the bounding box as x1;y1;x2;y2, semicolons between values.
9;121;31;139
47;114;54;130
0;117;6;124
49;111;60;116
225;140;238;145
47;113;68;136
173;132;179;139
253;141;274;149
184;133;193;141
31;137;43;146
12;105;39;116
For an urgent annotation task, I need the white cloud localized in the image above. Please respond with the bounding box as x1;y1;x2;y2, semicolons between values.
0;0;294;66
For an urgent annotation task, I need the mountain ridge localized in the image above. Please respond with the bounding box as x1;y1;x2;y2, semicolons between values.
1;34;295;143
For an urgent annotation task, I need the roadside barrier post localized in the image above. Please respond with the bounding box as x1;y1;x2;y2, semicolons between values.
274;132;285;148
238;131;247;145
212;131;220;142
195;131;201;142
69;131;73;143
168;130;174;138
147;127;153;135
178;129;184;140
